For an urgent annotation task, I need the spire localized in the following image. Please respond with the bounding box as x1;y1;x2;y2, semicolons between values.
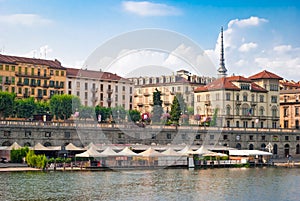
218;27;227;78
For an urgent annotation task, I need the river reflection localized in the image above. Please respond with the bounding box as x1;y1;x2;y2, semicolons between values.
0;168;299;201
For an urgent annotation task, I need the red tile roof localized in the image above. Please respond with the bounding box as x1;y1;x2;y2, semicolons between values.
194;76;268;93
248;70;282;80
0;54;64;69
66;68;130;82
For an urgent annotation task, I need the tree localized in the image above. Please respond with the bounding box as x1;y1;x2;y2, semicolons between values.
35;101;50;114
152;88;163;123
79;106;94;120
176;93;187;114
128;110;141;123
0;92;15;119
14;97;36;119
95;105;111;122
10;147;29;163
210;108;219;127
170;95;181;124
50;94;81;120
111;106;126;123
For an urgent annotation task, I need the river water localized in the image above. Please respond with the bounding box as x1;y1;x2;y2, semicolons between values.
0;168;299;201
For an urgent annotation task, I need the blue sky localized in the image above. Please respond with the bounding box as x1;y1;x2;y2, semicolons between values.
0;0;299;80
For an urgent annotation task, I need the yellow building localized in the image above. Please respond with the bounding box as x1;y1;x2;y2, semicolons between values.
0;54;66;101
279;80;300;129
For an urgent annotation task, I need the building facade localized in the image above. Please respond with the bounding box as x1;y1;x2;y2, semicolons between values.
280;80;300;129
129;70;214;114
0;54;66;100
66;68;134;109
194;71;282;129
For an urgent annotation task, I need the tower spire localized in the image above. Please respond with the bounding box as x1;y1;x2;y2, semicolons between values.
218;27;227;77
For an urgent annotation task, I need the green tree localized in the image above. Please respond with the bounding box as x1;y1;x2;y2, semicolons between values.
15;97;36;119
170;95;181;124
111;106;126;123
35;101;50;114
95;105;111;122
79;106;94;120
50;94;81;120
176;93;187;114
10;147;29;163
210;108;219;127
0;92;15;119
128;110;141;123
152;88;163;123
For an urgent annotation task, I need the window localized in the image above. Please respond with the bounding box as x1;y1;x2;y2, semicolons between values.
5;65;9;71
197;95;201;102
271;96;277;103
68;81;72;89
85;92;88;99
226;121;230;127
31;68;34;75
122;95;125;100
151;133;156;139
261;136;266;141
167;133;172;139
115;94;118;101
115;86;118;92
76;82;80;88
216;93;220;101
226;105;231;115
260;122;264;128
270;84;278;91
285;136;289;141
249;135;254;140
296;107;299;116
61;71;65;76
272;107;277;117
210;135;214;140
296;136;300;141
123;86;125;91
243;93;248;101
49;80;54;87
55;70;59;76
226;93;231;101
64;132;70;138
259;95;264;102
223;135;228;140
240;84;250;90
242;105;250;115
251;94;255;102
196;134;201;140
45;132;51;138
85;83;88;90
243;121;248;128
25;131;31;138
100;84;103;91
130;87;132;94
259;107;264;116
11;66;15;71
0;65;2;70
4;131;11;137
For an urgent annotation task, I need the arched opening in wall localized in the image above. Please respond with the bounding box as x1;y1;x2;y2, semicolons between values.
64;142;70;146
223;143;227;147
296;120;299;129
249;144;254;150
2;141;11;146
284;144;290;157
236;143;241;150
24;142;31;147
296;144;300;154
261;143;266;151
44;142;52;147
273;144;278;155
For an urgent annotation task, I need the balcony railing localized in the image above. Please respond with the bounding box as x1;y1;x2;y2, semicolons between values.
15;72;51;79
241;115;252;120
107;89;113;94
236;100;241;105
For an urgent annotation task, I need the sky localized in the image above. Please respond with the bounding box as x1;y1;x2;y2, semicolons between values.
0;0;300;80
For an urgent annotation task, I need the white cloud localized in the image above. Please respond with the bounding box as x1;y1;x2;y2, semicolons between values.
0;14;52;26
238;42;257;52
228;16;268;28
273;45;292;53
122;1;182;16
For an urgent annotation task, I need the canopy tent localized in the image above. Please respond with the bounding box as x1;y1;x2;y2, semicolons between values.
229;150;273;156
188;146;214;155
117;147;138;156
203;152;228;157
138;147;164;157
100;147;118;156
31;143;52;151
161;148;184;156
84;142;100;151
177;145;193;155
75;146;103;158
65;143;84;151
6;142;22;150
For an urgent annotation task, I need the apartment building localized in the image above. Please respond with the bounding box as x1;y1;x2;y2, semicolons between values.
0;54;66;100
66;68;134;109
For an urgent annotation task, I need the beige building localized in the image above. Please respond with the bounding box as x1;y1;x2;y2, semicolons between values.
129;70;214;114
194;71;282;129
280;80;300;129
66;68;134;109
0;54;66;100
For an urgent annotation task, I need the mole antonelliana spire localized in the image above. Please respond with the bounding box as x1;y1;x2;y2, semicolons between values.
217;27;227;78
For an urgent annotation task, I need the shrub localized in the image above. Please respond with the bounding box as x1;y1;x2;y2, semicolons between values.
10;147;29;163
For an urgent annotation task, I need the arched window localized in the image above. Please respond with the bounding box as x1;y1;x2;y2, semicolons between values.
271;106;278;117
284;144;290;157
44;142;52;147
226;105;231;115
261;143;266;150
236;143;242;150
2;141;11;146
24;142;31;147
296;144;300;154
249;144;254;150
243;93;248;101
242;104;250;115
259;106;264;116
273;144;278;155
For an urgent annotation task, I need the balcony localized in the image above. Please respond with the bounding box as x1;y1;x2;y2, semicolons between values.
37;95;43;100
30;83;37;87
137;102;144;107
144;92;150;97
43;84;49;88
15;72;51;79
107;89;113;94
225;115;234;119
272;116;280;120
133;92;138;97
4;80;11;85
259;115;267;120
17;82;24;86
241;115;252;120
205;100;211;106
250;101;257;106
91;97;98;102
164;101;171;106
107;98;113;103
91;88;98;93
23;93;30;98
236;100;241;105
